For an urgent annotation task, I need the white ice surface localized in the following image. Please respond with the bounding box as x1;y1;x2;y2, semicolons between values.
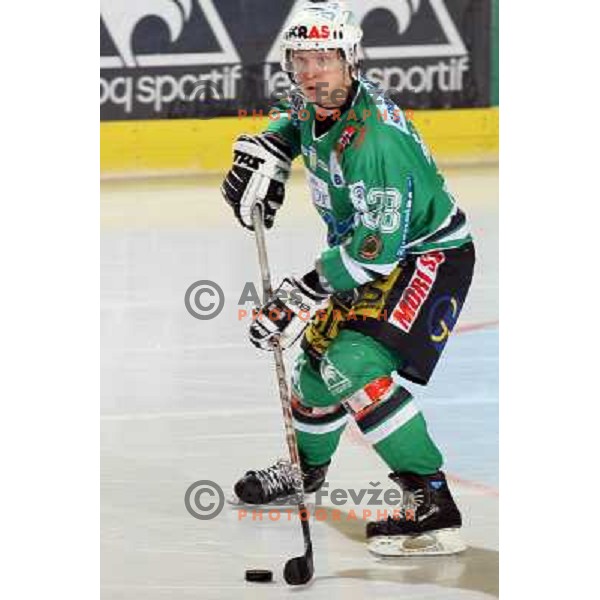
101;167;498;599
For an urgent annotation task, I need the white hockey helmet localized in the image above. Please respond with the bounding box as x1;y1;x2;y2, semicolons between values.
280;1;363;78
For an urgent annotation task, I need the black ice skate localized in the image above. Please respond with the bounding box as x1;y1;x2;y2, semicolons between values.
367;471;467;556
231;457;329;506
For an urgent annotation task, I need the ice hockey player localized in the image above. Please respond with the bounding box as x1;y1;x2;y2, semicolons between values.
220;0;475;556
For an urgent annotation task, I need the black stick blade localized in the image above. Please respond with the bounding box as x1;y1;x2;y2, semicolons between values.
284;511;314;585
284;554;314;585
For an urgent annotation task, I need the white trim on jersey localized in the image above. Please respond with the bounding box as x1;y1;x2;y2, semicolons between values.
340;246;374;285
292;414;349;435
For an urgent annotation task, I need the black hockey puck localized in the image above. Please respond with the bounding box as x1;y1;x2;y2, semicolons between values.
245;569;273;583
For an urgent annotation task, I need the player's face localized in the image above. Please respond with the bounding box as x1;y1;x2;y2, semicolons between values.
291;49;352;108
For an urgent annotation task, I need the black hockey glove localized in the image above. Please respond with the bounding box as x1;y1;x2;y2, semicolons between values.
221;132;293;230
249;273;329;351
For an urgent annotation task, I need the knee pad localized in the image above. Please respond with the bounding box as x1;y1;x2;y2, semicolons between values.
342;379;413;433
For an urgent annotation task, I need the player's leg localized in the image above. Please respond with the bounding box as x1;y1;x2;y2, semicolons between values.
322;244;476;554
233;350;347;504
290;351;348;469
321;328;464;555
321;329;443;475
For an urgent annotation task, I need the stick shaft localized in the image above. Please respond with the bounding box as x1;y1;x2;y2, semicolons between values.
252;205;314;582
251;207;301;467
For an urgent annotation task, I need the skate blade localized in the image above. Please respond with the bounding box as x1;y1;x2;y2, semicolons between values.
367;528;467;557
227;493;313;510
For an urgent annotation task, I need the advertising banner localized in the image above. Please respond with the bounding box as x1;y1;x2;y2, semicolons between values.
100;0;491;121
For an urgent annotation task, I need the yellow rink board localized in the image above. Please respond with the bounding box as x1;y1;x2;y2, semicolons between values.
100;107;498;177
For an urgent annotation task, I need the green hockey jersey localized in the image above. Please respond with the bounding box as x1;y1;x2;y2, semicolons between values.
266;78;472;292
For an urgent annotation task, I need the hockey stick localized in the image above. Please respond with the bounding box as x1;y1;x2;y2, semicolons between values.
251;205;314;586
